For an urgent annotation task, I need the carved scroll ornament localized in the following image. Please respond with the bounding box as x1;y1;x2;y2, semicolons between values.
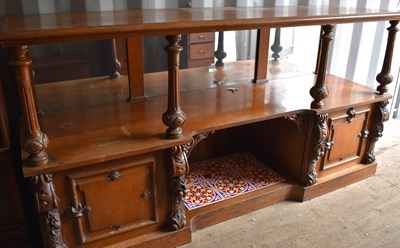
169;145;188;231
168;132;212;231
363;100;389;164
31;174;67;248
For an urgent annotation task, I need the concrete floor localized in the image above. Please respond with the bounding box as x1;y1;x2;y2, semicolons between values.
180;119;400;248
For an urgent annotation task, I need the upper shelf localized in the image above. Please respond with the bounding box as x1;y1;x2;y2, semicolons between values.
1;6;400;46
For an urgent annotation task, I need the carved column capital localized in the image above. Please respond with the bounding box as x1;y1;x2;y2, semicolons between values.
305;113;329;186
31;174;67;248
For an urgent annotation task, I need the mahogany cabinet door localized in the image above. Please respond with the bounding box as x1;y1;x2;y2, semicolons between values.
319;107;370;172
67;158;157;244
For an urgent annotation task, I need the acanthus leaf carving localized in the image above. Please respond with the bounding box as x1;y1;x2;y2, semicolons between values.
31;174;67;248
305;113;329;186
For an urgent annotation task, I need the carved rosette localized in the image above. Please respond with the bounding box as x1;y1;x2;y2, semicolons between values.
31;174;67;248
376;20;399;94
162;34;186;139
310;24;334;108
305;113;329;186
10;45;49;166
363;100;389;164
169;145;188;231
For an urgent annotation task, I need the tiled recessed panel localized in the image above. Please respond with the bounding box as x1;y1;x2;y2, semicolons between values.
184;152;285;210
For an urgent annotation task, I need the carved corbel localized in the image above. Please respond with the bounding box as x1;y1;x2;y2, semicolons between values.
305;113;329;186
363;100;389;164
285;113;306;134
31;174;67;248
169;145;188;231
183;131;214;158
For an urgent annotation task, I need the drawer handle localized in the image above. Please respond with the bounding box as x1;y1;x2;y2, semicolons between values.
108;171;121;181
358;129;369;139
70;203;91;218
198;49;206;55
324;139;334;150
346;108;356;123
198;34;205;40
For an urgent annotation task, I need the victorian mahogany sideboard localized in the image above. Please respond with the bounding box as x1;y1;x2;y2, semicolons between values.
0;6;399;248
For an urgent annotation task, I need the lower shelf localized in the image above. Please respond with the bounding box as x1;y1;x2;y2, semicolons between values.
185;152;285;210
186;155;378;232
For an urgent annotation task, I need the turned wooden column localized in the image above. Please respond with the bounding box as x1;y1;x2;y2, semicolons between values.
10;45;49;167
32;174;67;248
162;35;186;139
310;24;334;109
214;31;227;67
109;39;121;79
376;20;399;94
271;28;282;61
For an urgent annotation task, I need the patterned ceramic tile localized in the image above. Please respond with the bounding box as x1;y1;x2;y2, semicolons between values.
184;152;285;210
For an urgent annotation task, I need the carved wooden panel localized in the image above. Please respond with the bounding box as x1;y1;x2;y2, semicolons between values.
67;158;157;244
320;108;370;171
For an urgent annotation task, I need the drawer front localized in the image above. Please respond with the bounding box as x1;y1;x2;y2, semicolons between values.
189;43;215;60
320;107;370;171
67;158;157;244
189;33;215;43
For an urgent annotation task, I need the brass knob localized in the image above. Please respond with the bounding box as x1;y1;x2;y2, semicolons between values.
198;34;205;39
198;49;206;55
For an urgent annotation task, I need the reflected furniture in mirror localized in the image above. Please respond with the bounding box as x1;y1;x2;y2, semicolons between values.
0;6;399;248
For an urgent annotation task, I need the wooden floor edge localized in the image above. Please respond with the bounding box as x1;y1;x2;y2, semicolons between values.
298;163;378;202
102;227;191;248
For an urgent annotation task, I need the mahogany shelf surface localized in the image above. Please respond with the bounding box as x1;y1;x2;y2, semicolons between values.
35;60;309;113
1;6;400;46
24;70;389;177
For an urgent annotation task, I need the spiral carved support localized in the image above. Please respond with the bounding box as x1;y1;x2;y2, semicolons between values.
363;100;389;164
31;174;67;248
169;145;189;231
310;24;334;109
10;45;49;167
376;20;399;94
162;35;186;139
304;113;329;186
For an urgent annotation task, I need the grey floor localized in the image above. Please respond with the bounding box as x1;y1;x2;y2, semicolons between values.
180;119;400;248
